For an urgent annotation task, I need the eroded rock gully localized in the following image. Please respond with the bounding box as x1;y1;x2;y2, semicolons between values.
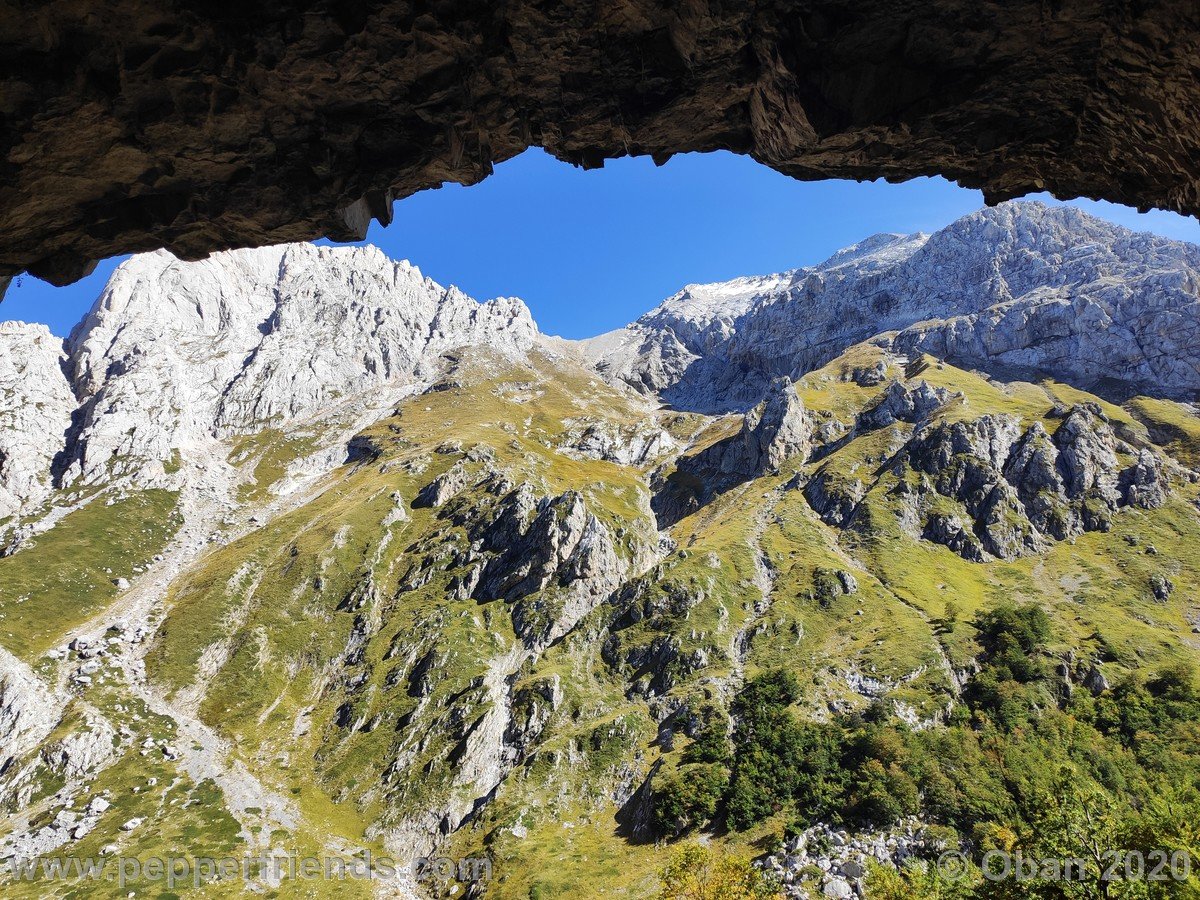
2;1;1199;290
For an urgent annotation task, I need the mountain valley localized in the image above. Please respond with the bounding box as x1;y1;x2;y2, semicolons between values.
2;202;1200;899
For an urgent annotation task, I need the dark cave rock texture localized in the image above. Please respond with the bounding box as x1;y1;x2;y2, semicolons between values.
2;0;1198;287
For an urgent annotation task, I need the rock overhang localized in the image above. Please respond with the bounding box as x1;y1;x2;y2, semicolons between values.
1;0;1198;294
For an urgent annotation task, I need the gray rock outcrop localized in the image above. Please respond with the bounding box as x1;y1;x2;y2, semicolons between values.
61;244;537;486
474;490;625;647
651;377;811;526
0;323;74;531
887;405;1169;560
0;647;67;777
859;380;954;429
583;203;1200;412
1121;449;1168;510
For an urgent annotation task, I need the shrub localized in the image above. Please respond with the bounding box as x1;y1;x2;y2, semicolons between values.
726;670;807;830
656;844;780;900
651;763;729;836
683;703;732;766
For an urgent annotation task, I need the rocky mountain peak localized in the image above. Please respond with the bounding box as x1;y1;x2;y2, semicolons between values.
55;244;538;486
0;244;541;532
816;231;930;273
582;201;1200;413
0;322;73;526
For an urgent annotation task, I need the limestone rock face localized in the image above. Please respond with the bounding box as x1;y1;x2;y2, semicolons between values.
0;648;66;777
701;377;813;483
557;419;675;467
1054;406;1121;510
903;415;1040;560
584;203;1200;411
804;470;868;530
415;462;472;509
1003;422;1074;540
60;244;536;484
585;327;699;400
503;676;563;757
651;377;812;527
403;463;639;651
910;416;1026;491
41;716;119;781
798;383;1181;563
744;378;812;474
859;380;954;429
0;323;74;527
1122;449;1168;510
474;489;624;647
3;2;1200;287
883;404;1166;560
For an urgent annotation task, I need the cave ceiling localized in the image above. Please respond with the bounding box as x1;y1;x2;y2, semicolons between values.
1;0;1197;295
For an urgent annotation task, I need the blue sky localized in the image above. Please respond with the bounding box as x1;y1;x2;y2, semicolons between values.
4;148;1199;339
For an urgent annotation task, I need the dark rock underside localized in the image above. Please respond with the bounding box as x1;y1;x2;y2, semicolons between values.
2;0;1198;290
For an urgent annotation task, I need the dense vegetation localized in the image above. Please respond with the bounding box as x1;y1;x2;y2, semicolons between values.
656;844;781;900
651;603;1200;896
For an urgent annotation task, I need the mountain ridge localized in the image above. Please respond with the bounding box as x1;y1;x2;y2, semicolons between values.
582;201;1200;413
3;199;1199;561
1;201;1199;900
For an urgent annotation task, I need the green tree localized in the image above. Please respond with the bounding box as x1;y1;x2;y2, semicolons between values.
656;844;781;900
725;669;819;829
863;859;979;900
684;703;733;766
652;763;729;836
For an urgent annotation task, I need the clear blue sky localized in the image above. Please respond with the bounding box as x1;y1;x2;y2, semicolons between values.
4;149;1199;339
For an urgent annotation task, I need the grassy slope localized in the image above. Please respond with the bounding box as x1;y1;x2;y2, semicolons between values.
443;352;1200;896
10;343;1199;899
144;351;665;881
0;490;180;659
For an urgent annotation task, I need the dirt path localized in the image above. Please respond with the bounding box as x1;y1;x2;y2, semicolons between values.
45;450;342;851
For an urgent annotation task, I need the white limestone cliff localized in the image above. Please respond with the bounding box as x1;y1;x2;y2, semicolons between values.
0;322;74;525
580;202;1200;411
60;243;537;485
